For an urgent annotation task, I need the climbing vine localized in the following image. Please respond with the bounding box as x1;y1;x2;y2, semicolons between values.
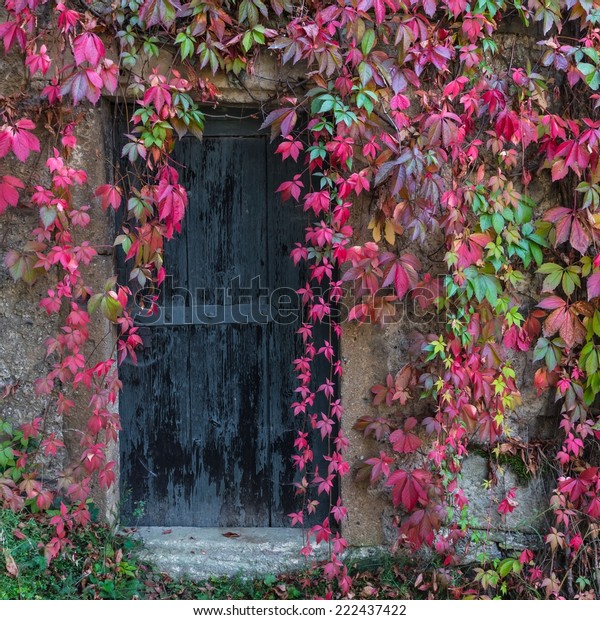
2;0;600;599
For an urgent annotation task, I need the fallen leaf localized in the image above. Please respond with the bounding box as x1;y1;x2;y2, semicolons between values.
162;529;172;535
361;585;378;598
222;531;240;538
1;382;19;399
4;553;18;578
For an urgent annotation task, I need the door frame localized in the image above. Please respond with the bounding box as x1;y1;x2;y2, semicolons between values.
112;105;339;527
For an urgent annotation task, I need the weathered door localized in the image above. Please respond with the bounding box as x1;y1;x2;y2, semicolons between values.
118;114;330;527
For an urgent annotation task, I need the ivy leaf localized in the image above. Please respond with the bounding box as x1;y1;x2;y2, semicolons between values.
464;266;501;304
238;0;268;26
3;250;42;284
538;295;566;310
422;109;463;148
399;506;441;549
540;297;585;348
39;205;57;228
95;184;122;211
88;293;103;315
276;173;303;202
0;175;24;214
270;0;293;15
62;68;103;105
492;212;504;234
389;426;422;454
0;20;26;53
551;140;590;180
538;263;581;295
381;253;420;299
362;0;401;24
175;31;196;60
588;272;600;300
361;30;376;56
260;107;298;141
446;0;468;17
72;32;105;67
532;337;564;371
10;119;40;162
385;468;430;511
569;216;590;254
578;62;600;90
139;0;182;27
100;292;123;323
0;129;10;157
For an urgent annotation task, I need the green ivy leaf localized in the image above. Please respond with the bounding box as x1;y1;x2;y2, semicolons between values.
492;212;504;234
578;62;600;90
361;29;376;56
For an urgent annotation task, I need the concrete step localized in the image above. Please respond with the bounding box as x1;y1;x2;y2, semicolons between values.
131;527;328;580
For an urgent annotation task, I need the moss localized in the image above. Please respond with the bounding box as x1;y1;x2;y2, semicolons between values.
471;448;533;485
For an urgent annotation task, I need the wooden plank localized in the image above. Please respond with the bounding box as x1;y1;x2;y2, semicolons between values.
183;136;268;307
184;126;271;526
188;324;269;526
201;112;263;136
265;141;337;526
265;144;305;526
119;326;192;525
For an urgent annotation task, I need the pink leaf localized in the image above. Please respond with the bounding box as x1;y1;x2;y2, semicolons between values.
63;68;103;105
0;175;24;214
73;32;106;66
538;295;566;310
588;272;600;300
10;120;40;162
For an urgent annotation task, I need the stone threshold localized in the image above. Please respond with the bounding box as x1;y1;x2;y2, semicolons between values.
131;527;388;580
131;527;326;580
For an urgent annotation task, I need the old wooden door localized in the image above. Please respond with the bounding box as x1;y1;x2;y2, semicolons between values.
118;114;330;527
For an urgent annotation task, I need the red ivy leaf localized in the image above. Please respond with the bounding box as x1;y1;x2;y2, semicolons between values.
381;253;421;299
498;487;519;515
445;0;468;17
62;68;103;105
423;109;463;148
276;174;303;202
542;302;585;348
399;506;441;549
275;135;303;162
551;140;590;180
0;130;11;158
569;216;590;254
389;427;422;454
0;175;24;214
94;184;122;211
0;20;26;53
455;232;491;269
260;107;298;141
386;468;430;511
538;295;566;310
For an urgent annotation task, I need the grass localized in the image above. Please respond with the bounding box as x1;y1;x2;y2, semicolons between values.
0;508;145;599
